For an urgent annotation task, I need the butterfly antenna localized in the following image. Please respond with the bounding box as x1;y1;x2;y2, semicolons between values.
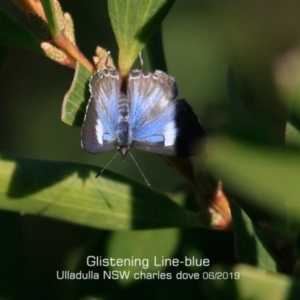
104;51;111;68
128;152;150;186
138;52;143;69
95;151;119;178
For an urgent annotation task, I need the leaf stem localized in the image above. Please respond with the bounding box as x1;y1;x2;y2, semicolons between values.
52;33;94;73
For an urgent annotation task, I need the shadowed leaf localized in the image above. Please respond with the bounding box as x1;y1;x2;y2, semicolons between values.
230;201;277;272
0;8;41;53
206;264;300;300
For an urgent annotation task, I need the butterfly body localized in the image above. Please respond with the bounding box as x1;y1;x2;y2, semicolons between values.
81;65;205;159
115;95;132;156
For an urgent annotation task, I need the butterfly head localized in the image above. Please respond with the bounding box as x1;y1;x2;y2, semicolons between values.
117;146;130;161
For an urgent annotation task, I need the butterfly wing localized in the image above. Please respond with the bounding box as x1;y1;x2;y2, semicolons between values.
128;70;205;156
81;68;120;154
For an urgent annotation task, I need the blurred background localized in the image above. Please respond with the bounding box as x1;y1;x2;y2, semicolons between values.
1;0;300;299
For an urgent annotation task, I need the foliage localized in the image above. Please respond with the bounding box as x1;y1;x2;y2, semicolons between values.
1;0;300;299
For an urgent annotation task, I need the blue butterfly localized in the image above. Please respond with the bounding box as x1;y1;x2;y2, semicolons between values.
81;55;205;161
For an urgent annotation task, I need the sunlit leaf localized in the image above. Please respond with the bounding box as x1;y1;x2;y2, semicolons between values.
61;63;92;126
108;0;175;76
0;153;199;230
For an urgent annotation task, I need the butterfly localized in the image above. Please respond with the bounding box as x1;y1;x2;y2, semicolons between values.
81;54;205;162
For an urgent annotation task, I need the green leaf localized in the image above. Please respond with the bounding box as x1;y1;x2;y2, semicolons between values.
230;201;277;272
0;7;41;53
107;229;179;284
207;136;300;221
61;63;92;126
206;264;300;300
146;26;167;72
108;0;175;76
0;153;199;230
